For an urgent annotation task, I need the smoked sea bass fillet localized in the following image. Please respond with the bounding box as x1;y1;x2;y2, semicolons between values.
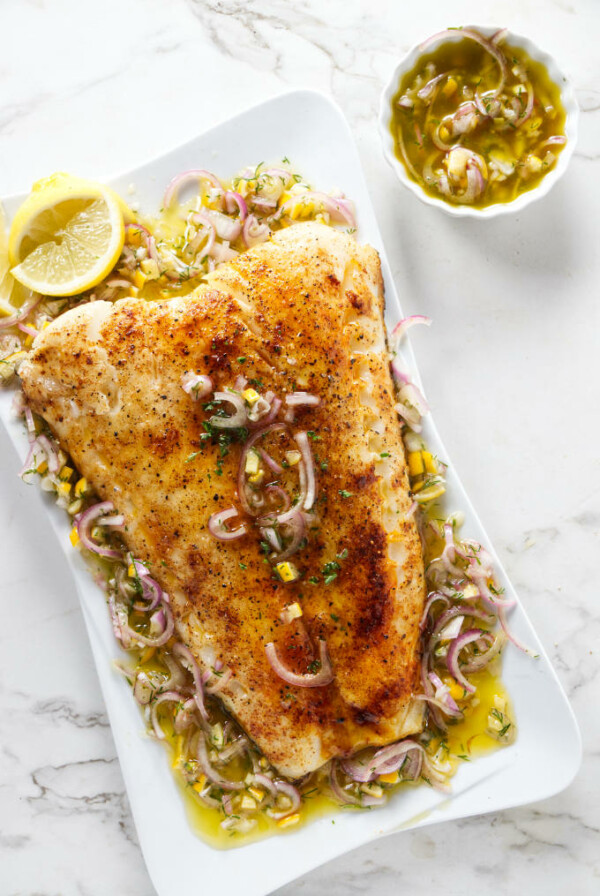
19;222;426;778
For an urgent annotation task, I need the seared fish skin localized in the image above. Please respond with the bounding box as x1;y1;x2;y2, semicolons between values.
19;222;426;778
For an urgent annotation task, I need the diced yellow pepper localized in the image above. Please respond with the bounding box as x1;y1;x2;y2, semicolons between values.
74;477;88;497
275;561;300;583
284;602;303;620
128;286;139;298
69;527;80;547
132;269;146;289
240;794;257;811
57;481;71;496
42;320;51;330
25;334;34;348
242;387;260;406
59;465;74;481
379;771;399;785
128;563;136;577
36;460;48;474
277;813;300;828
248;786;264;802
285;450;301;466
244;450;261;476
249;470;265;485
408;451;424;477
422;451;437;474
411;479;424;493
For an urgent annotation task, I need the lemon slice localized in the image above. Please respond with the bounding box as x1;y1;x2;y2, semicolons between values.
0;201;33;317
9;173;126;297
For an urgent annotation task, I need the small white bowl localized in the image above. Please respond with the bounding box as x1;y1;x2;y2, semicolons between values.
378;25;579;218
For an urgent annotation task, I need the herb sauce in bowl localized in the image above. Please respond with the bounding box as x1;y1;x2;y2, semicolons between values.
386;28;573;211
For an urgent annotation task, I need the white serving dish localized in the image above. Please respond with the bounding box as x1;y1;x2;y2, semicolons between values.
0;90;581;896
379;26;579;218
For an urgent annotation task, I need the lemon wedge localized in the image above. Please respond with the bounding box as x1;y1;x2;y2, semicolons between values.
0;202;33;317
9;173;126;297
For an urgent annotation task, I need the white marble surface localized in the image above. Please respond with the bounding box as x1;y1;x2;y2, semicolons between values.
1;0;599;893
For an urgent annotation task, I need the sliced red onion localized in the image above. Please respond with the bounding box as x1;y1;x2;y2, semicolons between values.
540;136;567;148
247;395;281;428
394;400;422;432
391;315;432;342
498;607;538;658
421;596;449;639
242;214;271;248
150;690;186;739
264;483;291;513
196;735;243;790
124;604;175;648
329;761;361;804
223;191;248;220
451;101;480;136
36;434;61;473
163;169;223;208
259;525;283;552
257;447;283;474
209;241;238;265
431;118;453;151
106;277;133;290
189;211;216;257
513;81;534;127
285;392;320;408
77;501;123;559
417;72;448;103
269;508;306;562
204;666;233;695
294;431;316;510
237;423;287;515
268;780;302;820
446;629;486;694
0;294;40;331
415;692;463;718
172;642;208;720
209;391;248;428
202;209;242;242
208;507;247;541
265;638;333;688
420;28;507;99
181;371;212;400
460;631;505;672
133;671;155;705
17;322;38;338
428;670;461;714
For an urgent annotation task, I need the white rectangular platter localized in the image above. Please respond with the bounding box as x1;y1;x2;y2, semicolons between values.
0;90;581;896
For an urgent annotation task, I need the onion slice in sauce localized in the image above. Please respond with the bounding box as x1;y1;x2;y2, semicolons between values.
265;639;334;688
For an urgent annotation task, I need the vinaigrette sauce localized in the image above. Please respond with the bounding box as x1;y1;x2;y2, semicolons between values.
391;36;566;207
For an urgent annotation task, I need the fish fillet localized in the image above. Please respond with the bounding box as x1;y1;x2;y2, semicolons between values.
19;222;426;778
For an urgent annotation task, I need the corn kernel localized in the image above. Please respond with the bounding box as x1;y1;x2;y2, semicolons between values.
277;813;300;829
443;76;457;97
69;527;80;547
74;477;88;497
448;681;464;701
249;470;265;485
285;450;301;466
57;481;71;496
379;771;399;785
36;460;48;474
59;465;74;481
242;387;260;406
422;451;437;474
132;269;146;289
275;561;300;583
408;451;424;477
128;563;136;578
